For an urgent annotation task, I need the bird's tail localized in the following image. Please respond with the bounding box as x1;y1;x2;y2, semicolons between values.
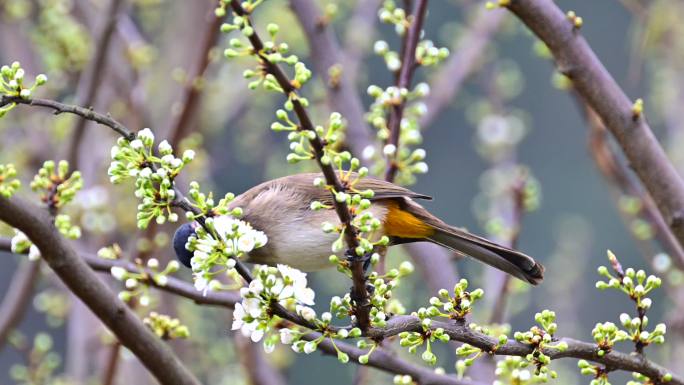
427;226;544;285
385;199;544;285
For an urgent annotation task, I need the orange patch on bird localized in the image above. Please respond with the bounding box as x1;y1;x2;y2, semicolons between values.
383;202;434;238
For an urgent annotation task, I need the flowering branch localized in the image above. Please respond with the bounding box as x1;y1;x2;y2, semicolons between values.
289;0;461;293
0;238;468;385
3;237;678;384
225;0;372;330
384;0;428;181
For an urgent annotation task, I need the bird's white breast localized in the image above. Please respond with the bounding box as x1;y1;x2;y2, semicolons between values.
240;185;389;271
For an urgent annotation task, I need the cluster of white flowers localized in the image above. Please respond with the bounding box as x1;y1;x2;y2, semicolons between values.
0;61;47;114
10;229;40;261
363;83;430;185
187;216;268;295
232;264;315;351
107;128;196;228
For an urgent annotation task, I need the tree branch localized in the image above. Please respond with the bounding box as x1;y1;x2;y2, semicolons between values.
3;237;676;384
0;238;470;385
367;316;682;384
0;198;200;385
505;0;684;250
385;0;429;181
0;96;135;140
228;0;372;330
305;331;478;385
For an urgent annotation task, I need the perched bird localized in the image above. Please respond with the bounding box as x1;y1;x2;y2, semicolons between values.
173;173;544;284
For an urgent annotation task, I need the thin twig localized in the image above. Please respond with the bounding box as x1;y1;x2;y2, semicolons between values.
384;0;429;181
1;96;135;139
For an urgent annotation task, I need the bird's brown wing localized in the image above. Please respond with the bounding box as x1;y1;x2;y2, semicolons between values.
234;172;431;206
354;177;432;201
265;172;432;204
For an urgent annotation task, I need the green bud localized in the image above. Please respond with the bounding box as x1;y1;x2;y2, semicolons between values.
267;23;279;37
35;74;47;86
337;351;349;363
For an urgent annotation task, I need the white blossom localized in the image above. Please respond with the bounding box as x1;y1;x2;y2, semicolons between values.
129;139;144;150
280;329;296;344
362;145;376;160
158;140;172;153
10;229;30;253
137;128;154;143
277;264;315;305
110;266;127;280
263;340;275;353
250;329;264;342
28;245;41;261
303;341;316;354
297;305;317;322
139;295;150;307
232;303;247;331
194;276;209;295
383;144;397;155
182;150;195;162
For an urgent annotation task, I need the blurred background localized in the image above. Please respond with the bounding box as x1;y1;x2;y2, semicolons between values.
1;0;683;384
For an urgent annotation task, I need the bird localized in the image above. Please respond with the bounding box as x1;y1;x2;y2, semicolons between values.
173;172;544;285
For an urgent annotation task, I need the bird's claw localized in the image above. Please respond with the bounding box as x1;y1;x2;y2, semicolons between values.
345;249;373;273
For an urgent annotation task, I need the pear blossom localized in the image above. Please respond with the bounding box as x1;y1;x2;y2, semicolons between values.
110;266;127;280
10;229;31;253
280;329;296;344
186;215;268;295
231;264;318;350
303;341;317;354
28;245;41;261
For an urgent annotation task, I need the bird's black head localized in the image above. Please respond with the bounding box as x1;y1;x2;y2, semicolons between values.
173;222;197;268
